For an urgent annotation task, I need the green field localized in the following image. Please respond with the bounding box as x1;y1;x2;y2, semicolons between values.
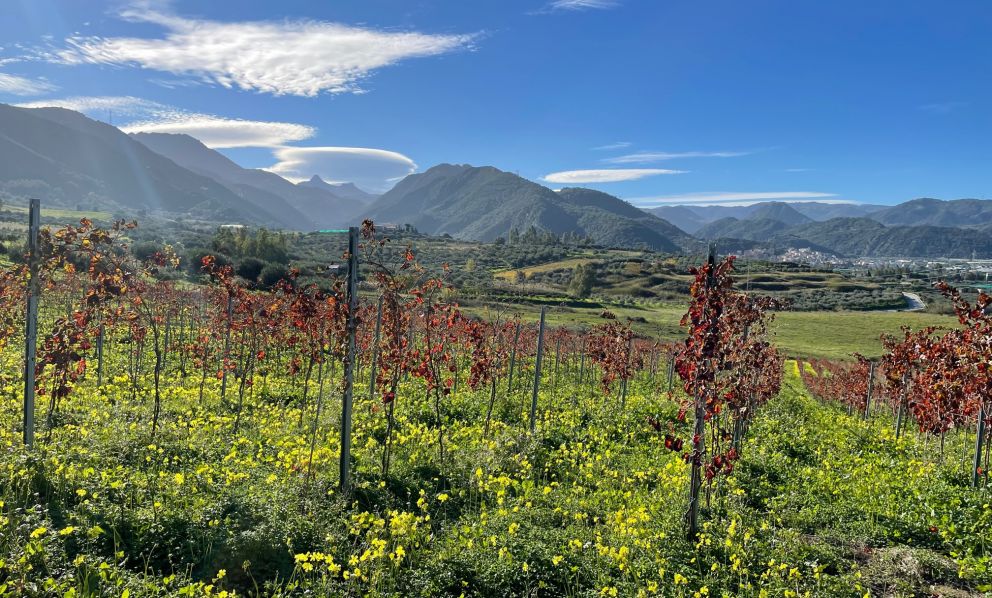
494;256;602;281
2;205;114;222
465;300;957;360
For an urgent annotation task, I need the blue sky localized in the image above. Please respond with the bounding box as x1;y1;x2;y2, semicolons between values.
0;0;989;204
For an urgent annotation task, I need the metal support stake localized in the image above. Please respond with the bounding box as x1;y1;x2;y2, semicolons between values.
23;198;40;448
529;306;546;433
340;227;359;491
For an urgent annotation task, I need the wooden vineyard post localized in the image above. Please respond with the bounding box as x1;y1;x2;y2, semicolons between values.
506;321;521;395
620;335;633;410
974;404;987;488
895;373;908;440
666;352;675;393
368;294;383;402
22;198;40;448
578;334;586;385
687;243;716;541
339;227;359;491
220;294;233;399
530;306;546;433
96;323;105;388
864;361;875;420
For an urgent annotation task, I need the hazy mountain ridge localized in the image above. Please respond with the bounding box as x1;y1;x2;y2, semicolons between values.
131;132;364;229
646;200;885;230
0;103;373;229
867;197;992;228
656;197;992;257
696;215;992;258
298;176;378;204
0;104;274;223
695;217;796;241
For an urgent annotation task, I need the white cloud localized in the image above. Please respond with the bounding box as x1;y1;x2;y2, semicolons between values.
17;95;315;148
549;0;619;10
47;4;477;97
592;141;632;151
630;191;840;207
121;116;314;148
18;94;415;189
267;147;417;193
0;72;56;96
604;150;751;164
17;95;163;117
542;168;683;183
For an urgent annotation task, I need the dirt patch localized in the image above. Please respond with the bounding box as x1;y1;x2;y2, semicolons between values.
862;546;979;597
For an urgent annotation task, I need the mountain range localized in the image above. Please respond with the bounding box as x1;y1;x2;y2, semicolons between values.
1;102;991;258
684;200;992;258
648;201;887;234
362;164;695;252
0;103;375;230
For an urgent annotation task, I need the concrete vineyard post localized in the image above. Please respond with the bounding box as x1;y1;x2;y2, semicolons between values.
340;227;359;491
530;306;546;434
22;198;40;448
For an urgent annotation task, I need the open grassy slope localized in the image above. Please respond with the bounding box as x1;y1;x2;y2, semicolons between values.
465;301;957;360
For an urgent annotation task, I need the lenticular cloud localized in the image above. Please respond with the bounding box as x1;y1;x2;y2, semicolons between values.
50;6;476;97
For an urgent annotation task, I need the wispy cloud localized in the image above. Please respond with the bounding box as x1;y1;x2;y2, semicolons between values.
783;168;812;173
0;72;56;96
43;3;477;97
604;150;752;164
18;95;165;118
267;147;416;193
122;116;315;148
17;95;315;148
548;0;620;10
591;141;632;151
630;191;839;207
919;101;968;114
543;168;683;183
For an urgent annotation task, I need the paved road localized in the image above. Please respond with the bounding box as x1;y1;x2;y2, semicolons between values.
902;292;926;312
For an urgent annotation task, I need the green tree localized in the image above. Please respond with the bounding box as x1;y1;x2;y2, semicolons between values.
568;264;595;298
236;257;266;282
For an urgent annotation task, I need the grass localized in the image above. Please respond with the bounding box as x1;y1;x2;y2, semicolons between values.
1;205;114;222
2;345;988;596
493;256;601;281
464;300;958;360
769;310;956;360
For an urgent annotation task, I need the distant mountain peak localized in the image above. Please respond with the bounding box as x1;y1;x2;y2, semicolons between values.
361;163;694;252
298;176;378;204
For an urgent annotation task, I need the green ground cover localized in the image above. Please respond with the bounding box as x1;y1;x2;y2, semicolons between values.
1;347;988;596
